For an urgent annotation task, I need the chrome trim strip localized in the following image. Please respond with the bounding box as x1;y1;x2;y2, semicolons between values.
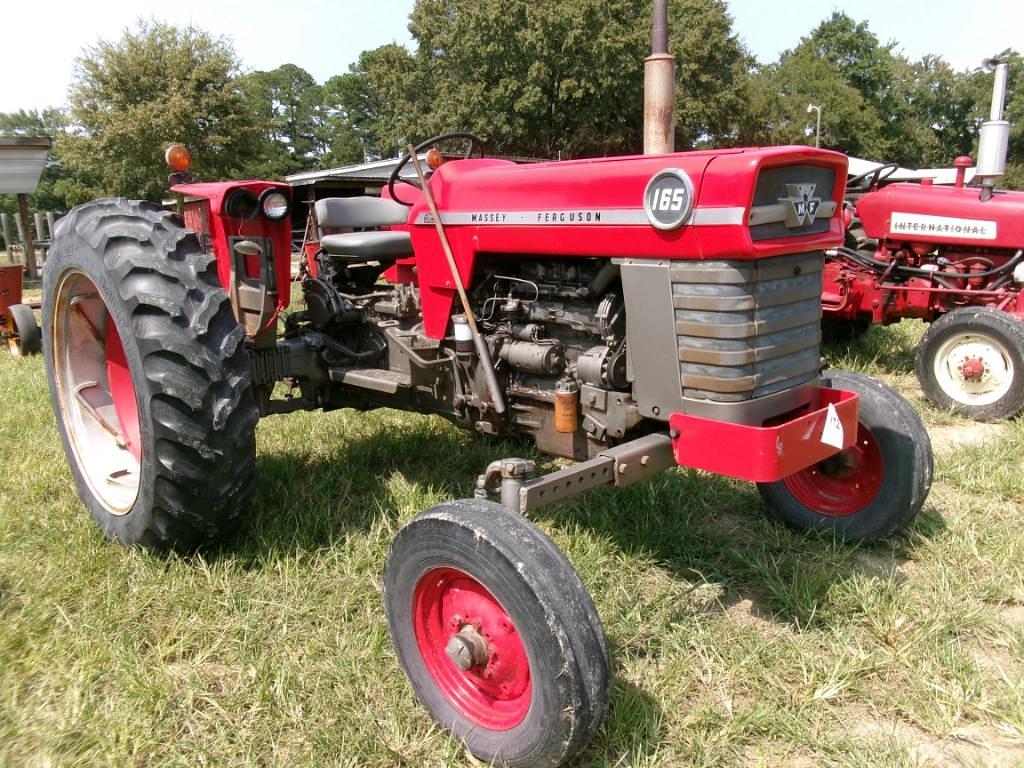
413;206;747;227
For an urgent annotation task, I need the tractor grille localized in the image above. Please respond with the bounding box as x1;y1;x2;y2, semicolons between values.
671;252;823;402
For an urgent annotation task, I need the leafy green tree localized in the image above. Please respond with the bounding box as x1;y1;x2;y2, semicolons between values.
243;63;325;177
62;20;261;201
400;0;746;158
322;44;421;163
669;0;751;148
744;12;902;159
890;55;975;167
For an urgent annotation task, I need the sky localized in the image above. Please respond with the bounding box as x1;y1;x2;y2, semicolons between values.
0;0;1020;114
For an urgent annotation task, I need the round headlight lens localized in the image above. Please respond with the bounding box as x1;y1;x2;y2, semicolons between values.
260;190;290;220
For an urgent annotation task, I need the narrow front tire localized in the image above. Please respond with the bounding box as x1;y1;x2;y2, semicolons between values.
384;499;611;767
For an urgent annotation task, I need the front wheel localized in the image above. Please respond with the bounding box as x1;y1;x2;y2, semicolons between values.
916;307;1024;421
384;499;611;768
43;199;259;552
758;371;932;542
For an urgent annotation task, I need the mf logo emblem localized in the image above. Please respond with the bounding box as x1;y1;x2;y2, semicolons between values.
781;183;821;228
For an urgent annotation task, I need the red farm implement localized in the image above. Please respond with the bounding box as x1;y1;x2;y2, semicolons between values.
0;263;39;357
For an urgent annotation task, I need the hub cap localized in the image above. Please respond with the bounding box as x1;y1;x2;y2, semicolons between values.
51;269;141;515
413;568;531;729
933;332;1014;406
782;423;884;516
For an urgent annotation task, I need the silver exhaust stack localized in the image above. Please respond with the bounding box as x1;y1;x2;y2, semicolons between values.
977;59;1010;201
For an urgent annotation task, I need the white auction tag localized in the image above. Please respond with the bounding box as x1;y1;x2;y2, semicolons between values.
820;403;845;449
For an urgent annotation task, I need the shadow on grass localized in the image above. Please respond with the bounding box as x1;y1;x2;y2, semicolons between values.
212;407;946;630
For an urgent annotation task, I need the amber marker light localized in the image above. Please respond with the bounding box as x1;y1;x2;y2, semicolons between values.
165;144;191;172
426;147;445;170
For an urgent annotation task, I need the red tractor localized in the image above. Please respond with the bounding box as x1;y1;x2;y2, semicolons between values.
824;59;1024;420
41;135;932;767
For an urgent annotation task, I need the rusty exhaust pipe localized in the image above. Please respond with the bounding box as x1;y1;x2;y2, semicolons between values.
644;0;676;154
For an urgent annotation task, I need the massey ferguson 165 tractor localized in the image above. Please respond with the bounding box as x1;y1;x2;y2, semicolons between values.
824;59;1024;421
42;135;932;767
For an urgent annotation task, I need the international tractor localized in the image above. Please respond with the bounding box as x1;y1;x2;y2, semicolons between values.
824;58;1024;421
41;134;933;767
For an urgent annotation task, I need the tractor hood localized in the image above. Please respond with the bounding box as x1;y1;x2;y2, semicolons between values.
404;145;848;338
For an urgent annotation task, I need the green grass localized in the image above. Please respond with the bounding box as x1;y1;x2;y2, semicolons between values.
1;319;1023;767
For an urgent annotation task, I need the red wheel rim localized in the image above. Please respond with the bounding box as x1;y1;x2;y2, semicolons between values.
105;314;142;463
782;423;884;516
413;568;531;730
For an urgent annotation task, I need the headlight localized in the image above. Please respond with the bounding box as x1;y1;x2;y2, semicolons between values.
224;188;259;220
260;189;290;221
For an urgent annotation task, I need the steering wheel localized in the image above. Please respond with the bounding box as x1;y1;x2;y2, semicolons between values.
388;131;485;206
847;161;899;191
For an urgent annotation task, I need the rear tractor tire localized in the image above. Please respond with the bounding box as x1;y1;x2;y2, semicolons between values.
43;199;259;552
916;307;1024;421
758;370;932;542
6;303;41;357
384;499;611;768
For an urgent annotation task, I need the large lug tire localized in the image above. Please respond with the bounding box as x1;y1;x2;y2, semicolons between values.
42;198;259;552
916;307;1024;421
757;370;933;542
384;499;611;768
6;303;41;357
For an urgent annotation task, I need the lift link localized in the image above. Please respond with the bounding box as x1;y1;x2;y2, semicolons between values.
475;433;676;514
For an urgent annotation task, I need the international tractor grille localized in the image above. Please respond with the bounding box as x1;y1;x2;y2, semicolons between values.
672;252;824;402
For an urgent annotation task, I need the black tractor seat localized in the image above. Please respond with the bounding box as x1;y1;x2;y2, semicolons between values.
315;196;413;261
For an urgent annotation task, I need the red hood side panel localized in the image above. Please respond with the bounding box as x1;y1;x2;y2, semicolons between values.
856;183;1024;248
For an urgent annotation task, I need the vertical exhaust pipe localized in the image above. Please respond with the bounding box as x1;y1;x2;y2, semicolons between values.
976;59;1010;201
644;0;676;154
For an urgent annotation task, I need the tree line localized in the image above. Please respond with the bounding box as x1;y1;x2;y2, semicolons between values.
1;0;1021;220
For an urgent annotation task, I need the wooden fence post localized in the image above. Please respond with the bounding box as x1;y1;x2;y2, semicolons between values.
17;193;37;281
34;212;47;264
1;212;13;263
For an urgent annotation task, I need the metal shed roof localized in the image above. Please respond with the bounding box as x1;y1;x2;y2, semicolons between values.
0;137;53;194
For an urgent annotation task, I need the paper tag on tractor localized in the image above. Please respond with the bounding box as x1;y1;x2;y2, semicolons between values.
820;403;845;449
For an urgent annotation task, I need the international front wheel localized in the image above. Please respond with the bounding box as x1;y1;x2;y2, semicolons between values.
384;499;611;768
916;307;1024;421
43;198;259;552
6;303;41;357
758;371;933;542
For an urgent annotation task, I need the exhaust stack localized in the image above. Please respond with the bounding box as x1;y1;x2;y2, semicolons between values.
644;0;676;154
976;59;1010;201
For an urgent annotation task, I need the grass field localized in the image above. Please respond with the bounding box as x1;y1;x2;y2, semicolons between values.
1;311;1022;767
